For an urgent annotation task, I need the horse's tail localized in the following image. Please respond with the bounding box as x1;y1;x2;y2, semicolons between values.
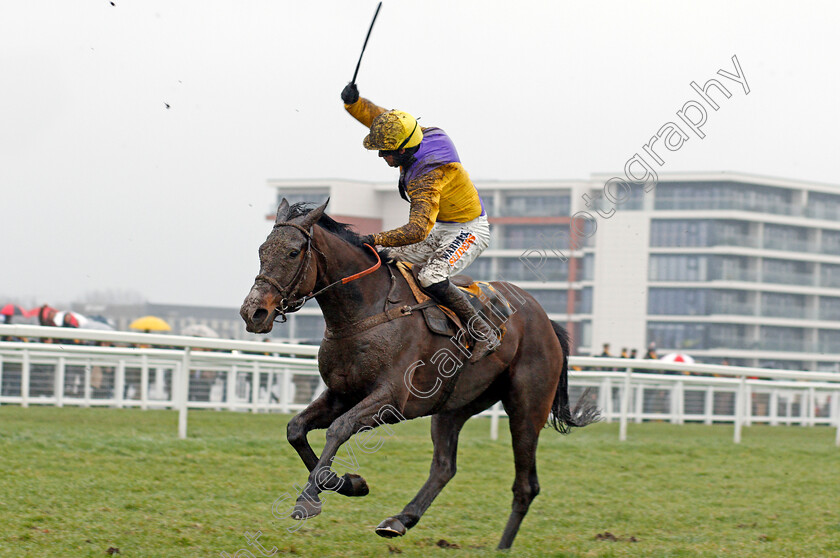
548;320;601;434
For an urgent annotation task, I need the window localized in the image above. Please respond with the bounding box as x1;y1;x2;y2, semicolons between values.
498;257;568;282
819;297;840;321
648;288;708;315
761;292;807;319
822;264;840;288
764;224;810;252
807;192;840;220
579;254;595;280
500;225;569;250
526;289;568;313
763;259;814;286
654;181;795;215
650;220;711;247
501;193;571;217
574;288;593;314
647;322;707;350
760;326;807;352
464;258;492;280
821;230;840;255
649;255;706;281
819;330;840;352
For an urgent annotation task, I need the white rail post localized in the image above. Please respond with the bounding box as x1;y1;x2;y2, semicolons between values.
178;348;190;439
603;377;613;423
744;381;753;427
56;356;66;408
634;382;644;424
140;354;149;410
251;362;260;414
769;389;779;426
21;349;30;408
734;376;745;444
834;390;840;448
672;380;683;424
0;354;4;405
115;359;125;409
808;387;816;427
227;364;238;411
490;401;502;441
704;386;714;425
800;389;809;427
619;367;632;441
83;361;92;407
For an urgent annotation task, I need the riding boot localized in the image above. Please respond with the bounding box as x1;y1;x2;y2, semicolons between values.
426;280;500;364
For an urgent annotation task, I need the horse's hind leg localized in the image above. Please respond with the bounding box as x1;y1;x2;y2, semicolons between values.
497;360;558;550
497;403;544;550
376;392;499;538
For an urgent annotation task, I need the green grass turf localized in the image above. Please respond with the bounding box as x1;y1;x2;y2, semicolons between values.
0;406;838;557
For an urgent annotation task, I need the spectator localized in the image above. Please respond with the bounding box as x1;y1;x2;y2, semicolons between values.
644;342;658;360
598;343;614;371
620;347;628;358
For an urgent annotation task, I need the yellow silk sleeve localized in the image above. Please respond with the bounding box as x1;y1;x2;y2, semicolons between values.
373;168;443;247
345;97;387;128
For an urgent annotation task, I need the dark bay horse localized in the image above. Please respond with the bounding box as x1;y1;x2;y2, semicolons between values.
240;199;599;550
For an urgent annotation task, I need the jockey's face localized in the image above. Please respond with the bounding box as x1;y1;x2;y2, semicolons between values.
379;148;406;167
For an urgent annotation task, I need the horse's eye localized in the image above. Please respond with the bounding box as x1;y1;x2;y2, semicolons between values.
288;249;301;259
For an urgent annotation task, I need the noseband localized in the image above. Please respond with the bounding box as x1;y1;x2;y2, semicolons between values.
254;222;382;323
255;222;315;322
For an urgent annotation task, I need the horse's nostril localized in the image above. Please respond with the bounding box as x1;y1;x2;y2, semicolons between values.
253;308;269;323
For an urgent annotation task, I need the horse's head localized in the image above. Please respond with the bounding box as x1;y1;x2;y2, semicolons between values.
240;198;328;333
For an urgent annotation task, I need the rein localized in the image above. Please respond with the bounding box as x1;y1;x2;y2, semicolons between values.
255;223;382;322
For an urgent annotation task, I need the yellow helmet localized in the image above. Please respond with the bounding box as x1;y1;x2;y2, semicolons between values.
363;110;423;151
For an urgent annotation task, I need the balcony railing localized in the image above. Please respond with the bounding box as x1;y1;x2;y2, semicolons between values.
709;269;759;282
713;234;759;248
709;301;756;316
655;197;800;216
762;271;816;287
763;237;814;253
760;306;813;320
820;275;840;289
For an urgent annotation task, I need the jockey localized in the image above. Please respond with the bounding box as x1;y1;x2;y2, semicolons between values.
341;83;499;363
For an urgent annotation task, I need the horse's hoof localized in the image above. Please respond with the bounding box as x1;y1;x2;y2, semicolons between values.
290;495;322;520
336;473;369;497
375;517;407;538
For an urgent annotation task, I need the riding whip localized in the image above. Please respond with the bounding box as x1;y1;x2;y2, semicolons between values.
351;2;383;84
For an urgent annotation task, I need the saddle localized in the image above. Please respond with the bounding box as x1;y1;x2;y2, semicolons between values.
395;262;512;341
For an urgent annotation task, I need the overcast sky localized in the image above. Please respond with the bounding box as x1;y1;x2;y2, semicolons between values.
2;0;838;309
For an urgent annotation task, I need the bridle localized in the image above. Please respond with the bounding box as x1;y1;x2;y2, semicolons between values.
254;222;382;323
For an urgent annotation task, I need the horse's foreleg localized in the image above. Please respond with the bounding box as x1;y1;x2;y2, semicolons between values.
286;389;369;498
374;410;470;538
292;387;403;520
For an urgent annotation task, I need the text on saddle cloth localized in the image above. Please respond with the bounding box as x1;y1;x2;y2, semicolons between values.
395;262;513;339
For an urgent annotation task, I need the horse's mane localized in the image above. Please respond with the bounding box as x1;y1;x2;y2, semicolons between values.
287;202;393;261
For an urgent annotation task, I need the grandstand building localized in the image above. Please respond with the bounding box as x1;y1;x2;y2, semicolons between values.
267;172;840;372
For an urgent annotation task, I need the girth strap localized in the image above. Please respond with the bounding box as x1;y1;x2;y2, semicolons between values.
323;300;438;340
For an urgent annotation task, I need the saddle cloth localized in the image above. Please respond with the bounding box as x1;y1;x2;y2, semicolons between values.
395;262;513;341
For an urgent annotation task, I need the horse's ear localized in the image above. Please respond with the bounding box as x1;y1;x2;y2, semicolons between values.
275;198;291;224
299;197;330;228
